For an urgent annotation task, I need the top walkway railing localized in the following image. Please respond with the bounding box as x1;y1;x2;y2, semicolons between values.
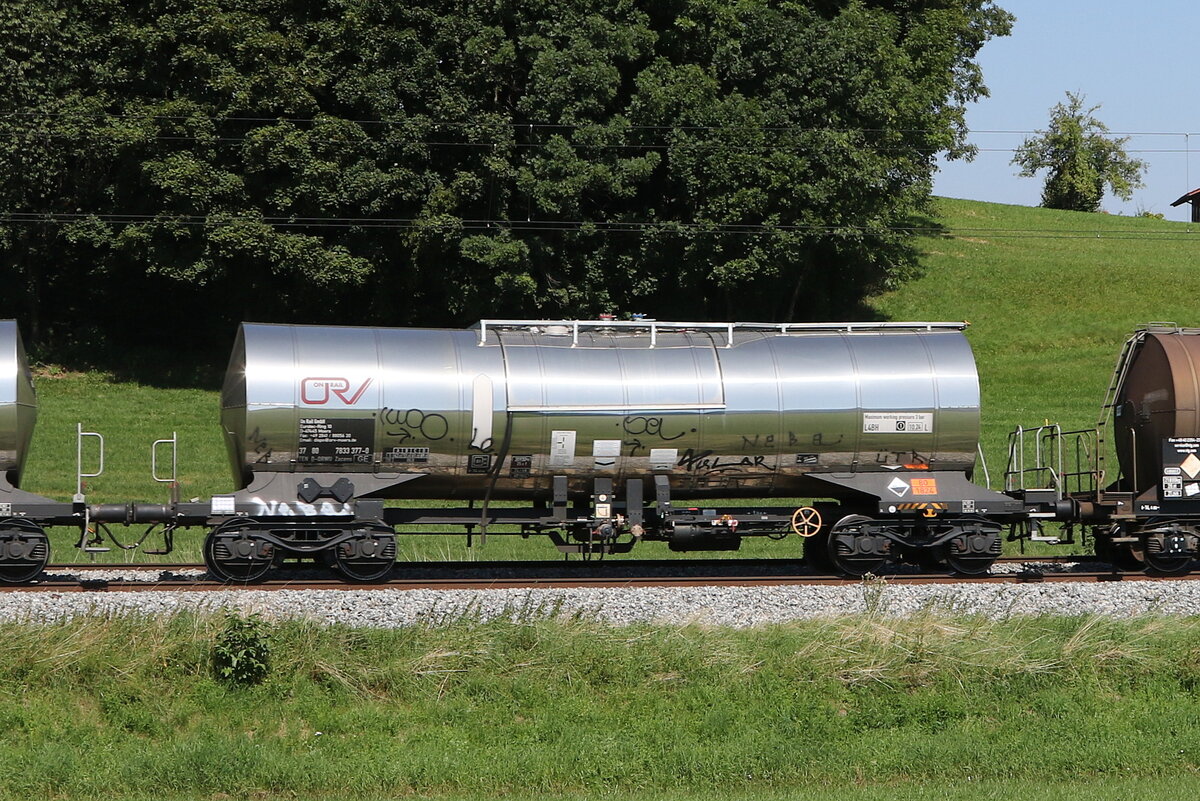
473;319;968;347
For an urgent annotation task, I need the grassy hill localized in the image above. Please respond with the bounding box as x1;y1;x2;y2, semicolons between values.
874;197;1200;475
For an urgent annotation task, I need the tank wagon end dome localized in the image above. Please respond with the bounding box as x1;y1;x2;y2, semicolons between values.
0;321;37;487
1114;325;1200;495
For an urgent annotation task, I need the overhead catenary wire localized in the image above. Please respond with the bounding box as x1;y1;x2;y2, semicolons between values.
1;212;1198;241
2;129;1196;155
0;111;1195;139
3;115;1196;230
2;115;1195;159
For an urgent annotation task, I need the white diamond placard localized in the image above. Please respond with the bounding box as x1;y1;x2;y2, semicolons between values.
887;477;910;497
1182;453;1200;479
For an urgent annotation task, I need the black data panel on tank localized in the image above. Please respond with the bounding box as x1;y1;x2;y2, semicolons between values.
297;417;375;464
1159;437;1200;502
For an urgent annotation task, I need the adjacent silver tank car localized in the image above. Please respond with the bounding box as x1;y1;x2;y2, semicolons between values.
222;320;982;500
0;320;36;487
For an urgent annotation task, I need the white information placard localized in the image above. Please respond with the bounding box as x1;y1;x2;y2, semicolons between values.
863;412;933;434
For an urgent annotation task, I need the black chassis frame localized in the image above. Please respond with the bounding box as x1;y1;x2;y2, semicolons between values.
85;468;1032;562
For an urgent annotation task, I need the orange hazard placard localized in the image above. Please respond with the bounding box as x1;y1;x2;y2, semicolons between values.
910;478;938;496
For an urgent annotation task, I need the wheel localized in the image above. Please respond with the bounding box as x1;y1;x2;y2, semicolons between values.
1098;525;1145;572
0;524;50;583
1143;549;1191;576
940;527;1001;576
1142;529;1195;576
827;515;889;577
332;528;396;582
942;549;995;576
1112;543;1146;572
204;525;276;583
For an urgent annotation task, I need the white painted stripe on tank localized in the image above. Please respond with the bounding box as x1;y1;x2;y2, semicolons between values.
470;374;493;449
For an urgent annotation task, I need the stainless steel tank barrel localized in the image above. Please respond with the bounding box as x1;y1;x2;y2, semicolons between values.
221;320;982;499
0;321;37;486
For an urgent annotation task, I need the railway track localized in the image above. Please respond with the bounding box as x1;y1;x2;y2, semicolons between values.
9;555;1192;592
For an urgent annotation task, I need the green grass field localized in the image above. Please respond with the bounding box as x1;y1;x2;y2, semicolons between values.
874;198;1200;463
3;610;1200;800
24;197;1200;563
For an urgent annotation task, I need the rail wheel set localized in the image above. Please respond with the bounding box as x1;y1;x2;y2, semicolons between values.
0;318;1197;583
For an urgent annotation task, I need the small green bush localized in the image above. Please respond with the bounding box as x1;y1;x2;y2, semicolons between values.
212;610;271;685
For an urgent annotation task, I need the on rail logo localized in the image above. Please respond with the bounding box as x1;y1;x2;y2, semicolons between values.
300;377;374;405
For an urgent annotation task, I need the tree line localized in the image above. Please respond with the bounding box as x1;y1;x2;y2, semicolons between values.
0;0;1012;371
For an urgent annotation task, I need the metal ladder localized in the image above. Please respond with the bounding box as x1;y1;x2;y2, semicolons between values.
1004;423;1100;498
75;423;108;554
142;432;179;554
1094;323;1200;427
1005;424;1063;496
1097;329;1150;429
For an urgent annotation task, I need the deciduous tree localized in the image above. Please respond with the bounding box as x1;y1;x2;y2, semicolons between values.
1012;92;1146;213
0;0;1013;368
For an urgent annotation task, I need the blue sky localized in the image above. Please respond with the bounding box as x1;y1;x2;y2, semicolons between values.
933;0;1200;220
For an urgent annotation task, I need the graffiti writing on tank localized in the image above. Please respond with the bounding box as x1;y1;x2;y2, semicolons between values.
676;448;776;475
300;377;374;405
726;431;849;449
248;427;272;463
621;416;685;441
876;450;929;466
381;408;448;442
780;431;845;447
741;434;776;448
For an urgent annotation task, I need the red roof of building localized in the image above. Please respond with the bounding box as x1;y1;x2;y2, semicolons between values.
1171;188;1200;206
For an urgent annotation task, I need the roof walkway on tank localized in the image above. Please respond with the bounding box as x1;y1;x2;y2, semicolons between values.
472;319;969;347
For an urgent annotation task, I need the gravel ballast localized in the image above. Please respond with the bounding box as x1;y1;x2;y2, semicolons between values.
4;574;1200;626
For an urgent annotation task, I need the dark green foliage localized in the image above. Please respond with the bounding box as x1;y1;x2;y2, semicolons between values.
212;610;271;685
0;1;1010;370
1012;92;1146;213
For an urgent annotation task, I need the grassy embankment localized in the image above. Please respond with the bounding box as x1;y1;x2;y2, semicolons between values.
24;198;1200;562
4;610;1200;800
873;198;1200;463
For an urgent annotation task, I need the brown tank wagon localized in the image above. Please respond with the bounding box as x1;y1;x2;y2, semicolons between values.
1008;325;1200;574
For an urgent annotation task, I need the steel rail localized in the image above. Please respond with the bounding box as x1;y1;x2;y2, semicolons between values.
11;567;1194;593
45;554;1094;572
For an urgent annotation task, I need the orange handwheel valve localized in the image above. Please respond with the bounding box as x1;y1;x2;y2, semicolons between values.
790;506;822;537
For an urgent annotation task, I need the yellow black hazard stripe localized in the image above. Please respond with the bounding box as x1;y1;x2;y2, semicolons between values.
895;502;948;511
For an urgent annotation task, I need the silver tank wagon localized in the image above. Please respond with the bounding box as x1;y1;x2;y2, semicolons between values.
0;320;36;487
0;320;87;584
222;319;982;500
